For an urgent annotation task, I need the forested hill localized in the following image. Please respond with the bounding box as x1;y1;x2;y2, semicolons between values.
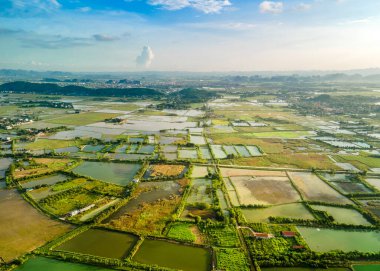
0;81;163;98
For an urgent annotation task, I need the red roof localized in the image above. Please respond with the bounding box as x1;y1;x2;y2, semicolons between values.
292;245;305;249
253;232;273;238
281;231;296;237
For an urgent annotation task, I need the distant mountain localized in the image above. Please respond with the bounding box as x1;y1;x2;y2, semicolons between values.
0;81;163;98
1;68;380;80
0;69;72;78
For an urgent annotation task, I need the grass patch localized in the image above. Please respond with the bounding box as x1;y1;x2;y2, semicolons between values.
167;222;196;243
40;188;101;216
215;248;250;271
24;139;80;150
46;112;121;125
334;154;380;170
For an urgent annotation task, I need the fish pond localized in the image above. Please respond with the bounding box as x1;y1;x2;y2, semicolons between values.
179;149;199;159
15;256;115;271
242;203;314;223
56;228;138;259
133;239;211;271
297;227;380;252
72;162;141;186
352;264;380;271
20;174;69;189
310;205;372;226
261;268;350;271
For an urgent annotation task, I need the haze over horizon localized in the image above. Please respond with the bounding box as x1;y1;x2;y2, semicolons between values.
0;0;379;72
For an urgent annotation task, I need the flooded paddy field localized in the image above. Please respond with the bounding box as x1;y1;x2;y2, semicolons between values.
330;181;373;194
230;175;301;205
365;178;380;191
186;178;213;204
289;172;352;205
72;162;141;186
357;199;380;219
56;228;138;259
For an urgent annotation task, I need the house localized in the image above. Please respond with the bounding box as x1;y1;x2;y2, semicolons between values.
281;231;296;238
253;232;274;239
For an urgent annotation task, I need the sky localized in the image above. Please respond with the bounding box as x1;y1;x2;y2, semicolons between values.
0;0;379;72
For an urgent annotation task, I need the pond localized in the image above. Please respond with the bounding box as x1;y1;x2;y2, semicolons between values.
56;228;138;259
210;145;227;159
15;256;114;271
262;268;350;271
115;144;128;153
297;227;380;252
163;145;177;152
179;149;199;159
164;152;177;160
136;144;155;154
190;135;206;145
200;147;212;159
159;136;183;145
242;203;314;223
20;174;69;189
311;205;372;226
0;158;12;178
54;146;80;154
234;145;251;157
246;146;262;156
72;162;141;186
223;145;239;156
82;145;104;153
133;239;211;271
352;264;380;271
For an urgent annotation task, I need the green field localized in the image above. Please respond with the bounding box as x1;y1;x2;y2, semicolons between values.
46;112;121;125
24;139;80;150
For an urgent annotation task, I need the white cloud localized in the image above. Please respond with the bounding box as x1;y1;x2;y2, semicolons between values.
259;1;283;14
136;46;154;68
11;0;61;13
339;18;372;25
78;7;91;12
185;22;256;30
148;0;231;14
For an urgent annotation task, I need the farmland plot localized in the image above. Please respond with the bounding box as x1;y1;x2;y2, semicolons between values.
220;168;286;178
230;176;301;205
289;172;352;204
187;178;213;205
0;190;72;262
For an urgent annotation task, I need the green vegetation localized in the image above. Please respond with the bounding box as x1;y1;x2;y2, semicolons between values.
215;248;250;271
167;222;196;243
